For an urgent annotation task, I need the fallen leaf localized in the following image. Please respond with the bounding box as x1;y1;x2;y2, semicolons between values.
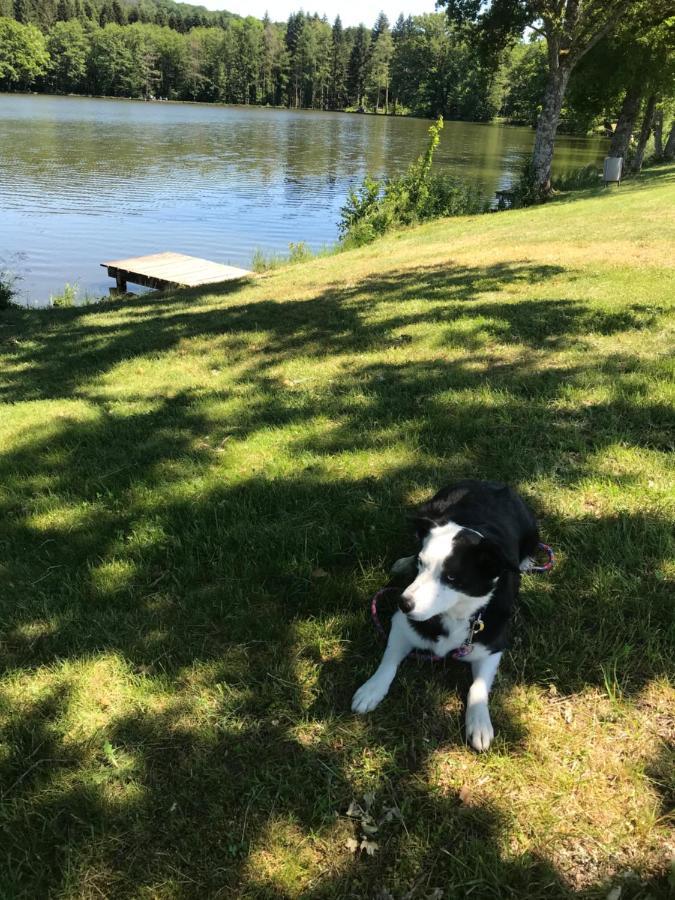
360;838;379;856
459;784;473;806
345;838;359;853
311;567;329;579
361;821;379;835
346;800;363;818
606;887;622;900
562;705;574;724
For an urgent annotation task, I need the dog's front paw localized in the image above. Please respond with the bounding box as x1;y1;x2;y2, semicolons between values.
351;676;390;714
466;703;494;752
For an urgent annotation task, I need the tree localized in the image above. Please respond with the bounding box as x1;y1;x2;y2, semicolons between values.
390;14;415;112
389;13;498;120
631;94;656;173
566;4;675;162
328;16;348;109
56;0;74;21
499;40;548;126
347;23;370;108
87;23;135;95
368;12;393;111
285;11;304;107
0;17;49;89
13;0;29;24
440;0;631;198
260;14;286;106
46;18;90;92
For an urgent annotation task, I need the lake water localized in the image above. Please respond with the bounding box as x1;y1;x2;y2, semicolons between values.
0;93;607;305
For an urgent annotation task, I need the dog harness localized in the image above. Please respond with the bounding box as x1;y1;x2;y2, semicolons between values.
369;541;555;663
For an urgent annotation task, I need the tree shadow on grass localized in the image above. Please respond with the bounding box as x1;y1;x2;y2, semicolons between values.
1;689;671;898
1;257;673;896
2;259;663;403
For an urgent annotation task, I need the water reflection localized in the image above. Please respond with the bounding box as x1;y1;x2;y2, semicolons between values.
0;94;607;304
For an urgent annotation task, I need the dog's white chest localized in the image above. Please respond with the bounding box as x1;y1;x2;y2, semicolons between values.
404;612;492;663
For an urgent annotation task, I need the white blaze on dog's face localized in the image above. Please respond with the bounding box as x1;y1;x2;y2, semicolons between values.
400;522;505;620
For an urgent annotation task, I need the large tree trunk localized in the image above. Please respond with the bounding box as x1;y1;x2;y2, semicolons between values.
653;107;663;158
664;122;675;160
609;84;642;159
531;65;571;198
631;94;656;173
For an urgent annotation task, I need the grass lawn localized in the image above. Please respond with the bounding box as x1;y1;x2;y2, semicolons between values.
0;164;673;900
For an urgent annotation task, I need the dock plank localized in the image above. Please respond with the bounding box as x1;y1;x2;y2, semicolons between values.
101;252;253;293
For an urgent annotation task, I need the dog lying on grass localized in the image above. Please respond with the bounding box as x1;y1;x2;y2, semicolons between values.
352;480;539;751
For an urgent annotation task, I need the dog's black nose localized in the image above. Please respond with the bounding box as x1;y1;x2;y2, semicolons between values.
399;595;414;614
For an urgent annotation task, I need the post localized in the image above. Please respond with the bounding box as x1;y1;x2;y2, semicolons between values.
116;272;127;293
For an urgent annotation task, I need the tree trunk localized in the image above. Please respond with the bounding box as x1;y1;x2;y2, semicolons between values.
653;108;663;159
664;122;675;160
609;84;642;159
531;65;571;197
631;94;656;173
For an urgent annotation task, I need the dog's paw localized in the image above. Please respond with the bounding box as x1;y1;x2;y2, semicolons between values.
351;676;389;714
466;703;494;752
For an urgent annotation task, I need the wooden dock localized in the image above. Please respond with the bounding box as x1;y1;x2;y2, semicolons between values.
101;252;253;294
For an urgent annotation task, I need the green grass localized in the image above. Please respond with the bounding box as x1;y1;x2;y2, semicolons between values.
1;165;674;899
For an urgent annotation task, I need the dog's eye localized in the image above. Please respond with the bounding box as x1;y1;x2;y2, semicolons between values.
443;573;456;585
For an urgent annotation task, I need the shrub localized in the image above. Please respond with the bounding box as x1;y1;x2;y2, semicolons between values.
288;242;312;263
50;283;78;308
0;270;16;309
339;117;482;246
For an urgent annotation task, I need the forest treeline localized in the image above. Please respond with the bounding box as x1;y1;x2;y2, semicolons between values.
2;0;674;200
0;0;609;127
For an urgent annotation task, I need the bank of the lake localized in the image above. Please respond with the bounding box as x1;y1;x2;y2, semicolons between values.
0;93;608;305
1;165;673;898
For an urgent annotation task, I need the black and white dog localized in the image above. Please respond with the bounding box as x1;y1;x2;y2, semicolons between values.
352;480;539;751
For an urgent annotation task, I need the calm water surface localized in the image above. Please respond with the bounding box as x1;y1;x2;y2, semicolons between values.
0;94;607;305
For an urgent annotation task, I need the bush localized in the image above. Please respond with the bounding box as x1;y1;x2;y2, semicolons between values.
50;283;78;308
0;270;16;309
288;242;312;263
339;117;482;246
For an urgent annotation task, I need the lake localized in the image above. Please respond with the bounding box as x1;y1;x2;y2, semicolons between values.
0;94;608;305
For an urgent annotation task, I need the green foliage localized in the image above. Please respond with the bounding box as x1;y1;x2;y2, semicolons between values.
46;19;89;91
551;164;602;192
0;16;48;87
390;13;499;120
512;157;540;207
0;269;16;309
347;23;369;108
340;116;481;245
0;4;505;117
50;282;78;307
252;241;331;272
499;40;547;126
288;241;311;263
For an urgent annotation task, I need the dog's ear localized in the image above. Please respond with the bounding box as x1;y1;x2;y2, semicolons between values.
475;539;520;577
407;515;436;541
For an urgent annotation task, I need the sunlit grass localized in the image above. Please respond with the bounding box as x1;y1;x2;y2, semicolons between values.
0;164;673;898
